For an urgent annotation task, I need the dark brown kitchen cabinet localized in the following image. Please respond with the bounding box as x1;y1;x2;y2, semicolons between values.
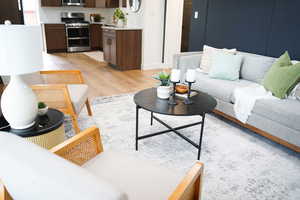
90;24;103;50
95;0;119;8
43;24;67;53
103;28;142;70
41;0;62;7
85;0;96;7
122;0;126;7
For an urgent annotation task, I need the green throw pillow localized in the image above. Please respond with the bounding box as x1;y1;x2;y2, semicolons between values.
262;51;300;99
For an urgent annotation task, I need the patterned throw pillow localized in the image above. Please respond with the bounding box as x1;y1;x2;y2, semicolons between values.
200;45;237;73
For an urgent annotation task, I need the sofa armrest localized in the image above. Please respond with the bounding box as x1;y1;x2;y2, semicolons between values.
50;127;103;166
173;52;203;82
173;51;203;69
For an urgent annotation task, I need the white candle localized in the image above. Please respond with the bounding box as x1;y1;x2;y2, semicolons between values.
170;69;181;82
186;69;196;82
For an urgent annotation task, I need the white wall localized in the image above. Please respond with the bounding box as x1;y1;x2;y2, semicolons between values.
164;0;184;66
121;0;184;70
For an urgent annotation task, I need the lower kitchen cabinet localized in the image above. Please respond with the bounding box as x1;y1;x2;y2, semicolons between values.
103;28;142;70
43;24;67;53
90;24;103;50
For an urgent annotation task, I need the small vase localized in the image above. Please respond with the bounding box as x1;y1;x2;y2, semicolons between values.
157;86;171;99
117;20;124;27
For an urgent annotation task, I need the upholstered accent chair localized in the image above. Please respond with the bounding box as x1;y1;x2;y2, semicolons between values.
0;127;204;200
1;70;92;133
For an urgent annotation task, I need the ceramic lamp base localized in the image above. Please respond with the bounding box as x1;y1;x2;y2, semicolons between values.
1;75;38;129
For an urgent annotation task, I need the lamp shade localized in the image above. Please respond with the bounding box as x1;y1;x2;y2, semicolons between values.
0;25;43;75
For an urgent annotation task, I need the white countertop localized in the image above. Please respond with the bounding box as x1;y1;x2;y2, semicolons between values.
102;26;143;30
90;22;105;24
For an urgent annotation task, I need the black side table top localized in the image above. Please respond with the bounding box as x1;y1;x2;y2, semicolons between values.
1;108;64;138
134;88;217;116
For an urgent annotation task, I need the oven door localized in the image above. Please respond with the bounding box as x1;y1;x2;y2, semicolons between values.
62;0;85;6
66;26;90;52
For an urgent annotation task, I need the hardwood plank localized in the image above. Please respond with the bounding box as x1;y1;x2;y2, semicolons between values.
42;52;168;99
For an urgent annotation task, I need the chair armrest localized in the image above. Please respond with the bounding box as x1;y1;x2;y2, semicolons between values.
40;70;85;84
169;162;204;200
31;84;75;115
0;182;12;200
50;127;103;166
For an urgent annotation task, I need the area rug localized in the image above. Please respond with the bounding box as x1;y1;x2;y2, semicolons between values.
65;94;300;200
83;51;104;62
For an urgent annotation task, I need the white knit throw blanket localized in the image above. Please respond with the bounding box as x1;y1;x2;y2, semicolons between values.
233;84;277;123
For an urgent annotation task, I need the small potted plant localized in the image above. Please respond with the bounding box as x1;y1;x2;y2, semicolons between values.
38;102;48;116
153;71;171;99
113;8;127;27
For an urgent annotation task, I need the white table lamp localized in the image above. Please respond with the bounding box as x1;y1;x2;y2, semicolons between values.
0;25;43;129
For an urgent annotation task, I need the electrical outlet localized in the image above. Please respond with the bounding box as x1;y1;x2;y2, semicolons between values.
194;11;199;19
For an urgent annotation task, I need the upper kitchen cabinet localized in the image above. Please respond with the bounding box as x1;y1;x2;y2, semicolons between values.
122;0;126;7
85;0;96;7
95;0;119;8
41;0;62;7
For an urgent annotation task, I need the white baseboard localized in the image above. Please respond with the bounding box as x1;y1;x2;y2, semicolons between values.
142;63;171;70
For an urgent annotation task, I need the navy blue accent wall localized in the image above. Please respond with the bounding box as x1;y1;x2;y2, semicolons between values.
189;0;300;59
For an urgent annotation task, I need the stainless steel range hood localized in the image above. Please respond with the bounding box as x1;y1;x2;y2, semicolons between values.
62;0;85;6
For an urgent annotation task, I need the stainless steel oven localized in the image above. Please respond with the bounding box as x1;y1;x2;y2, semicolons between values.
62;12;91;52
62;0;85;6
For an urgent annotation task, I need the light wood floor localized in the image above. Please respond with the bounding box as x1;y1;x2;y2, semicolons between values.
43;52;168;99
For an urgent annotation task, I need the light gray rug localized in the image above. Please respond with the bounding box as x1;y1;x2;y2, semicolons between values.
65;94;300;200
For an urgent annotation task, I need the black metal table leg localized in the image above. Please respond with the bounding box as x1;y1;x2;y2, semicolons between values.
135;105;140;151
198;114;206;160
150;112;153;126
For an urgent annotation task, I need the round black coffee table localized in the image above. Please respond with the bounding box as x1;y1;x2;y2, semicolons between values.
134;88;217;160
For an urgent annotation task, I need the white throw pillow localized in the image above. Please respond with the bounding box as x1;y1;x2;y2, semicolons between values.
200;45;237;73
289;61;300;100
209;51;243;81
289;83;300;100
0;132;128;200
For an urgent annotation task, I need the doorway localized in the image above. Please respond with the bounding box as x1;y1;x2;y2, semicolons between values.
181;0;193;52
0;0;24;24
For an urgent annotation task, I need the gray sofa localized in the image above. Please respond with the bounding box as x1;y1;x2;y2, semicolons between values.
173;51;300;152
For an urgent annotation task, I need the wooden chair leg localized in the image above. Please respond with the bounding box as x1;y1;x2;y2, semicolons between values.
71;114;80;134
85;99;93;116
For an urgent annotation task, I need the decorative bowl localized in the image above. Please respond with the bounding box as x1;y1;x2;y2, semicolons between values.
176;85;188;94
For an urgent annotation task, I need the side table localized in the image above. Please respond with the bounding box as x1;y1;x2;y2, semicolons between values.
1;108;65;149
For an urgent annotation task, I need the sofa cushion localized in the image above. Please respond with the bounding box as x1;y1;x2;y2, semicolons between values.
240;54;275;83
209;51;243;81
68;84;89;113
200;45;237;73
83;150;182;200
193;72;254;103
252;98;300;131
0;132;127;200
